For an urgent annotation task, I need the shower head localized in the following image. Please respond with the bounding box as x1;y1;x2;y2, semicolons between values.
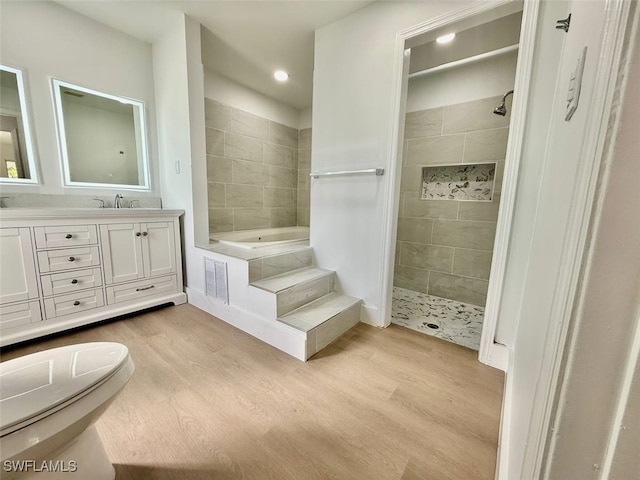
493;89;514;116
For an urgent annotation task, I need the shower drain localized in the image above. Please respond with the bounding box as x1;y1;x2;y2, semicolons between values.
425;323;439;330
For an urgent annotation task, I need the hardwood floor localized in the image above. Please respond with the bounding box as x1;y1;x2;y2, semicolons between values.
1;303;504;479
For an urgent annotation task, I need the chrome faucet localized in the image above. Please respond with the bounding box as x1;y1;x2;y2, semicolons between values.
114;194;124;208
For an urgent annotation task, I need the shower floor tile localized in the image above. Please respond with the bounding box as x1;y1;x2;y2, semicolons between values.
391;287;484;350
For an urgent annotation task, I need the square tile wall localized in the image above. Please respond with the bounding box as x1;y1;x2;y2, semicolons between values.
205;99;310;233
394;95;510;306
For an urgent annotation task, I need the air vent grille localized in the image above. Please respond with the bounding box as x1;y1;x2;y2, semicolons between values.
204;258;228;304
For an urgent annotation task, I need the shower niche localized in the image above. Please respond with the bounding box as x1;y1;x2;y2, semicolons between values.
420;162;496;202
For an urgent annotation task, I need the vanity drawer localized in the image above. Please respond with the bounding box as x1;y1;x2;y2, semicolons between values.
43;288;104;319
106;275;177;305
0;301;42;330
37;246;100;273
34;225;98;249
41;268;103;297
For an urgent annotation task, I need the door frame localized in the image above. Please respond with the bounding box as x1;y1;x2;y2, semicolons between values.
380;0;540;371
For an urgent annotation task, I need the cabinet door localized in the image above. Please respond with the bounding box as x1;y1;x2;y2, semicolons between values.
0;228;39;304
141;222;176;278
100;223;144;284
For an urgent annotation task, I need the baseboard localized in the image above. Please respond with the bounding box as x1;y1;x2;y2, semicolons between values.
187;287;307;361
359;303;382;326
486;343;510;371
495;348;515;480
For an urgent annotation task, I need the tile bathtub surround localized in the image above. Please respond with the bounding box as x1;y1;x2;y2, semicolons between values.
205;98;306;233
297;128;311;227
394;96;509;306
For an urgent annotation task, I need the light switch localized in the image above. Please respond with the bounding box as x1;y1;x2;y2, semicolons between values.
565;46;587;121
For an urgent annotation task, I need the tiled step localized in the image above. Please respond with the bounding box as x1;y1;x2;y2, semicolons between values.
278;293;361;359
251;267;335;317
248;246;313;282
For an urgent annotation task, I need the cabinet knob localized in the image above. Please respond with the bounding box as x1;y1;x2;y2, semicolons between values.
142;231;148;236
71;279;78;284
73;300;80;306
136;232;141;237
68;256;75;262
65;234;73;239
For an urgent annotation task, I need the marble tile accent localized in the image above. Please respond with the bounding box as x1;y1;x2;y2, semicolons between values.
226;184;263;208
262;249;313;280
231;108;269;141
206;128;224;156
207;155;232;183
253;266;330;292
453;249;493;280
207;182;225;208
209;208;234;233
279;292;357;331
264;143;295;169
204;99;231;130
270;207;296;228
298;128;311;150
406;134;465;166
403;195;459;219
404;108;443;139
313;303;360;352
224;132;263;162
400;242;454;273
463;128;509;163
393;265;430;294
391;287;484;350
269;166;297;188
397;217;433;243
400;166;422;192
458;194;501;222
276;275;333;316
232;159;269;185
421;163;495;201
233;208;270;231
443;96;511;134
270;121;298;148
429;271;489;306
432;219;496;251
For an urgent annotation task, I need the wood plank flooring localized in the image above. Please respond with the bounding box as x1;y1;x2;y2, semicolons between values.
0;303;504;479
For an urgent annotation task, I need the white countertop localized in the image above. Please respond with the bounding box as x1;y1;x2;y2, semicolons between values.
0;208;185;219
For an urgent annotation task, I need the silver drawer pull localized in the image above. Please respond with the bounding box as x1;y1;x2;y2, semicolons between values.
68;256;75;262
73;300;80;306
71;279;78;284
65;234;73;239
135;285;154;292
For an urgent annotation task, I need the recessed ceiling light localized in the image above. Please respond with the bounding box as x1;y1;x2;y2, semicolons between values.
274;70;289;82
436;33;456;44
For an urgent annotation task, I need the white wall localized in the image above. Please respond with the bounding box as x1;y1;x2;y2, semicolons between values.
203;68;300;129
0;1;158;195
311;0;473;325
406;50;518;112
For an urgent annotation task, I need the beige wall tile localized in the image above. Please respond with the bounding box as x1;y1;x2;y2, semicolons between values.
299;128;312;150
298;169;310;190
400;242;453;273
206;155;232;184
297;208;310;227
464;128;509;163
453;248;493;280
443;96;511;134
269;166;297;188
494;161;505;193
270;207;297;227
404;108;443;139
234;208;269;231
232;160;269;185
403;196;458;219
207;182;225;208
458;195;500;222
206;128;224;156
264;143;295;169
397;217;433;243
297;189;310;209
209;208;233;233
298;149;311;170
265;187;294;207
226;184;263;208
406;134;465;165
401;166;422;192
432;219;497;251
429;271;488;306
263;249;312;279
231;108;269;140
225;132;263;162
270;121;298;148
204;99;231;130
393;265;430;294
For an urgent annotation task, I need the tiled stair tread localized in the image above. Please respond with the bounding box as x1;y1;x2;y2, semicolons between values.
259;245;313;262
278;293;361;332
251;266;333;293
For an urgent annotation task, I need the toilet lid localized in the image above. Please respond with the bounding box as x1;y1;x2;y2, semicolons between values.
0;342;129;432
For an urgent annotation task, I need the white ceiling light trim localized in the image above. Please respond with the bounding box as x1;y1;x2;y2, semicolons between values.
274;70;289;82
436;33;456;44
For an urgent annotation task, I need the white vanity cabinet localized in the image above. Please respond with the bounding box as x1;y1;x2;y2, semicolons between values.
0;209;186;347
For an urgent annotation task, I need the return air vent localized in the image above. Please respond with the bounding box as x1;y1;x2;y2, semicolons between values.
204;258;228;304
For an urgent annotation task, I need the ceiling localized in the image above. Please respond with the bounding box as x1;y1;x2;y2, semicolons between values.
54;0;377;110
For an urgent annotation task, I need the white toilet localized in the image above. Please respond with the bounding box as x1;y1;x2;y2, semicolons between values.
0;342;134;480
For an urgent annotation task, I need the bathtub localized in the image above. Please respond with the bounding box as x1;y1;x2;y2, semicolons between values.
211;226;309;249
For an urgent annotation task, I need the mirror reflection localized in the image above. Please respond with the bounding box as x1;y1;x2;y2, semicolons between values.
0;66;36;182
53;80;149;189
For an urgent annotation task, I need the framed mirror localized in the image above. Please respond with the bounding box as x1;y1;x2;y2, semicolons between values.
0;65;38;183
52;79;150;189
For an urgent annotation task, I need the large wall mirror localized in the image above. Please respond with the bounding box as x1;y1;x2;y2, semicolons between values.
0;65;38;183
52;79;150;189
